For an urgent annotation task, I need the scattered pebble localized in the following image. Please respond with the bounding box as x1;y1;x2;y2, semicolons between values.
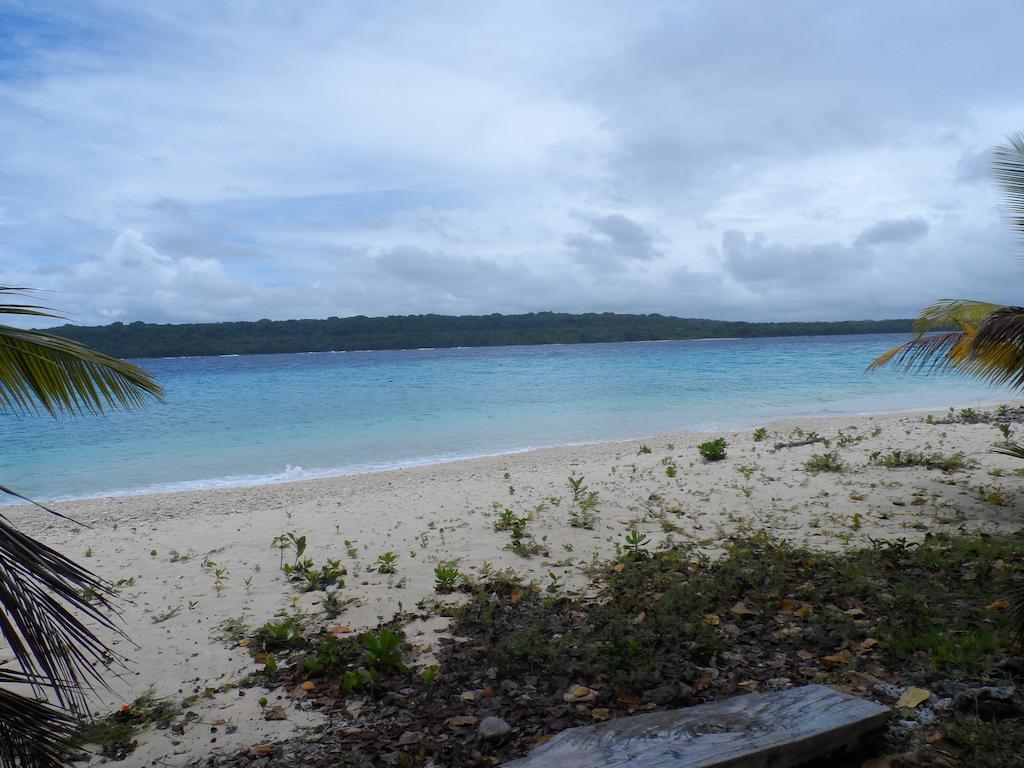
478;716;512;740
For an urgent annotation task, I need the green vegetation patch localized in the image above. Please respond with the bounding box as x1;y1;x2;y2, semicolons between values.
453;533;1023;691
948;718;1024;768
804;450;845;472
74;692;179;759
698;437;728;462
227;532;1024;767
870;449;977;472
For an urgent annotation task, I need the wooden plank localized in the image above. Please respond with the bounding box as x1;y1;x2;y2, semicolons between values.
504;684;890;768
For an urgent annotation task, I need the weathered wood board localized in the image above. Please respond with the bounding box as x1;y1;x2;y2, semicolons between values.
504;684;890;768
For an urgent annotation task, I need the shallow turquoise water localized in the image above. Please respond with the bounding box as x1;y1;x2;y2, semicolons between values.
0;334;1006;501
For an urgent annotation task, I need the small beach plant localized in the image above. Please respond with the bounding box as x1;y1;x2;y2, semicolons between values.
376;551;398;574
288;559;345;592
434;564;460;592
271;532;307;569
360;628;405;674
753;427;768;442
494;508;529;541
835;431;864;448
566;475;599;528
258;617;304;649
804;451;844;473
212;566;229;594
623;527;651;560
507;516;529;545
302;635;346;677
567;474;587;503
698;437;728;461
569;491;599;529
419;665;440;692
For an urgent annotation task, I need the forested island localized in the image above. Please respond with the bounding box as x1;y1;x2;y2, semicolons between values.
45;313;914;359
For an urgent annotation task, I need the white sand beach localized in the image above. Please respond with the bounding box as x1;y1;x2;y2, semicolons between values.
10;405;1024;766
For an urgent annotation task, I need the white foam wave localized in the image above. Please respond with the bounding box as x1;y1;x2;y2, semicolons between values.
4;445;570;505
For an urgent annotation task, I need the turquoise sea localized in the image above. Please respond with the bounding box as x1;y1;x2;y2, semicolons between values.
0;334;1007;502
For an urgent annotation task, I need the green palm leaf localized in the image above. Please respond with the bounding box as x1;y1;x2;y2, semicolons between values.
994;131;1024;247
867;329;969;373
0;286;164;416
0;285;162;765
910;299;1003;334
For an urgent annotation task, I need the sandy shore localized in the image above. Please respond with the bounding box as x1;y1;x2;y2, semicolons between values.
9;404;1024;766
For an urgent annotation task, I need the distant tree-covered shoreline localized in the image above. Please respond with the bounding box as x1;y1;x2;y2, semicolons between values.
42;312;914;359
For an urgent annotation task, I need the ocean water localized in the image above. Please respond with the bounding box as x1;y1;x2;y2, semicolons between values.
0;334;1007;502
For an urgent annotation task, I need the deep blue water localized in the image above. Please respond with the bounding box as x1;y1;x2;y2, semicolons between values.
0;334;1006;501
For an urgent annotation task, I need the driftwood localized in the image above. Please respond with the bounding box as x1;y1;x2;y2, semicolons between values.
772;437;826;450
504;684;890;768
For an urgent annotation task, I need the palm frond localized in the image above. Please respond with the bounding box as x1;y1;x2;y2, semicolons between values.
0;286;154;764
867;330;969;373
0;286;67;321
992;441;1024;460
911;299;1002;334
0;286;163;417
0;326;164;416
971;306;1024;352
0;484;91;529
0;507;123;715
0;673;82;768
958;307;1024;389
869;299;1001;374
994;131;1024;248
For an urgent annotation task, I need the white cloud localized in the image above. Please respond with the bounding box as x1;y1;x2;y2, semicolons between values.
3;1;1024;326
58;230;250;323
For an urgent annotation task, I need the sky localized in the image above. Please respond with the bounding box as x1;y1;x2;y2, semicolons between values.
2;0;1023;327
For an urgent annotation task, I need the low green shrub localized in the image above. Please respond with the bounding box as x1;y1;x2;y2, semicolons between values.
869;450;976;472
804;451;844;473
698;437;727;461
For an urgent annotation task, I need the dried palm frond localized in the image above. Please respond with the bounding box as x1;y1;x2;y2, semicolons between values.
0;669;81;768
0;505;123;706
0;492;125;766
